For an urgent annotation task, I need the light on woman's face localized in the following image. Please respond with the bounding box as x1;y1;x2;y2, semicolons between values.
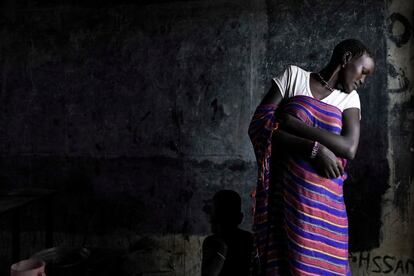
343;54;375;93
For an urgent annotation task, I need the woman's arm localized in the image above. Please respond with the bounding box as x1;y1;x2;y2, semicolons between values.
259;81;284;105
253;82;314;157
279;108;360;160
257;83;344;178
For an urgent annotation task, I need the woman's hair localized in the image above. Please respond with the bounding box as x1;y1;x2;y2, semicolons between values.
329;39;374;65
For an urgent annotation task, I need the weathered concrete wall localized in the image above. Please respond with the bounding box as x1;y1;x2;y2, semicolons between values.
348;0;414;275
0;0;412;275
0;1;264;274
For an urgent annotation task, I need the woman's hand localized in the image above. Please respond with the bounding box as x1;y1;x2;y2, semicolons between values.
312;144;344;178
278;113;345;178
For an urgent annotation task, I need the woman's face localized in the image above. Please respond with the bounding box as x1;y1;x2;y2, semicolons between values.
340;53;375;93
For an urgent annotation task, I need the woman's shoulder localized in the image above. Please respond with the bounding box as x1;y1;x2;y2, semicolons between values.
345;90;361;106
338;89;360;100
279;65;309;80
349;90;360;96
284;64;306;73
327;89;361;117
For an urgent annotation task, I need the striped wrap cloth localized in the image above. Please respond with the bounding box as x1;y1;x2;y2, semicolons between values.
248;96;350;276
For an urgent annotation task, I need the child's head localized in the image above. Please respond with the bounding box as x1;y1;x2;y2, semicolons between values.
210;190;243;230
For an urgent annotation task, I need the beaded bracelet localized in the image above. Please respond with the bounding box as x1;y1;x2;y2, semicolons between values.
310;141;320;159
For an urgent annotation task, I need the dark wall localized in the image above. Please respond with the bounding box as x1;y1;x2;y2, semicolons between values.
0;0;263;240
0;0;388;257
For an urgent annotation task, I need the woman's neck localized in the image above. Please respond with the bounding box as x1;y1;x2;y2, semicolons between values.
319;63;341;89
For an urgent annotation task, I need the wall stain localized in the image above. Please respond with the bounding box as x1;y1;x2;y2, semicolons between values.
210;98;225;122
390;97;414;220
386;13;412;47
387;63;410;93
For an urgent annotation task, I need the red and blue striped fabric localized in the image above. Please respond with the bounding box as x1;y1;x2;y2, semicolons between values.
248;95;351;276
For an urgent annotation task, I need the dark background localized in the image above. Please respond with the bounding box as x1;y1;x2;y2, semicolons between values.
1;0;406;273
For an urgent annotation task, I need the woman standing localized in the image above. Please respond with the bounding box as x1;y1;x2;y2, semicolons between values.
249;39;375;275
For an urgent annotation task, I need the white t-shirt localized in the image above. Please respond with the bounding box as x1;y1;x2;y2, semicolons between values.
272;65;361;119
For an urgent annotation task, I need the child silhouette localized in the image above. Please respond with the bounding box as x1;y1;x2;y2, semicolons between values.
201;190;255;276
